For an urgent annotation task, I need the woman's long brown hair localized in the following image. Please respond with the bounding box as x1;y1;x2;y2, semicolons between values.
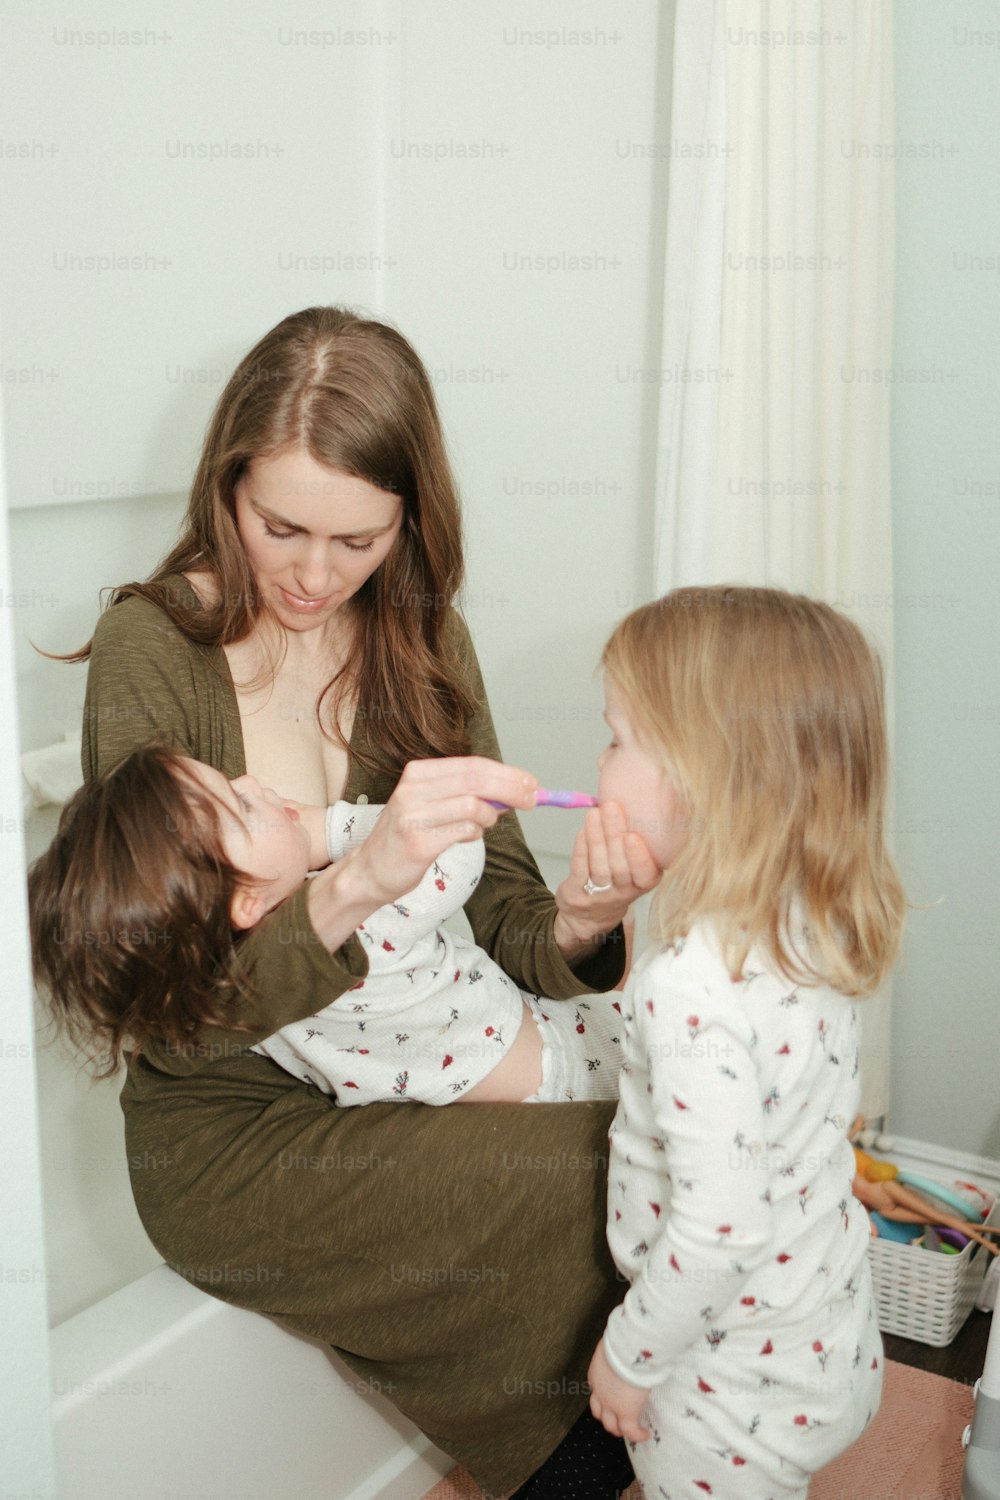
68;307;476;773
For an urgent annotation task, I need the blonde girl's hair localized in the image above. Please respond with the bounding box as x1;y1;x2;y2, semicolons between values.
602;586;906;997
66;306;475;776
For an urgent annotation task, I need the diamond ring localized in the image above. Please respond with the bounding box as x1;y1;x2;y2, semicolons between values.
583;878;613;896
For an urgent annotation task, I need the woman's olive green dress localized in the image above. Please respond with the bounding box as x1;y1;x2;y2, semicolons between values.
83;580;625;1497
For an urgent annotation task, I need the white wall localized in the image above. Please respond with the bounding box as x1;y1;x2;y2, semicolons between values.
1;0;383;509
889;1;1000;1160
381;0;670;856
14;493;194;1325
5;0;670;1332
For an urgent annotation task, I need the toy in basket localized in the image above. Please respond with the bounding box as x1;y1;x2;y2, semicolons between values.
852;1149;999;1346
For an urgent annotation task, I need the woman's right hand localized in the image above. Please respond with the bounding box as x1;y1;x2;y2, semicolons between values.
306;757;537;951
355;757;538;904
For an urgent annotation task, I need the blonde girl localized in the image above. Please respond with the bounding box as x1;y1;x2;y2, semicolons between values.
587;586;906;1500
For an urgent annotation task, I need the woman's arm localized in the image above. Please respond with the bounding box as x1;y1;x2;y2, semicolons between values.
447;612;631;997
552;801;660;962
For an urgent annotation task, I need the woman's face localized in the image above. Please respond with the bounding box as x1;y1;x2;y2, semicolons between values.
234;449;404;632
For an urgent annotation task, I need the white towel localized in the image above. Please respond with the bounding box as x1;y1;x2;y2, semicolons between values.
21;732;83;813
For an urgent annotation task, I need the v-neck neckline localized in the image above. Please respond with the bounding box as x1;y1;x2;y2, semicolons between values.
174;571;366;801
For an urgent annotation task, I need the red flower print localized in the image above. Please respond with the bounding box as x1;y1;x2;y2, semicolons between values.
777;1043;791;1055
485;1026;495;1036
645;999;655;1015
612;1001;621;1013
576;1023;585;1034
435;878;446;891
694;1483;712;1494
350;980;365;991
740;1296;755;1307
649;1202;661;1218
381;939;395;952
871;1356;879;1370
717;1224;732;1237
732;1456;746;1466
687;1014;700;1028
673;1095;690;1111
615;1209;621;1221
442;1055;453;1069
669;1253;682;1273
697;1375;715;1393
794;1415;808;1426
776;1252;792;1264
760;1339;773;1355
812;1341;823;1352
453;970;461;982
343;1081;359;1090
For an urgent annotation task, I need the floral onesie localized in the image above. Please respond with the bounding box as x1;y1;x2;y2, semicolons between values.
602;922;881;1500
253;801;624;1105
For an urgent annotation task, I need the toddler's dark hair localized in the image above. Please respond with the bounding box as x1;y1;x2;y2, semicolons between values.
28;744;255;1075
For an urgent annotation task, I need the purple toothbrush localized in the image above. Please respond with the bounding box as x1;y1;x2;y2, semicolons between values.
489;787;599;811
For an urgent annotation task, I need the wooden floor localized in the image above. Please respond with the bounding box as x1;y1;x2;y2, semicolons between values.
883;1306;992;1386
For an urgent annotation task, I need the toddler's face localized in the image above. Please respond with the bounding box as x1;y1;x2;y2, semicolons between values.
181;759;311;924
598;674;686;871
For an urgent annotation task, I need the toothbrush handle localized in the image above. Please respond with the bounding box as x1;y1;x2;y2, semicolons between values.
537;789;599;809
487;788;599;811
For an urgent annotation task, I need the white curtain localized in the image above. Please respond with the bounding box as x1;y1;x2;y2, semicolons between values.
654;0;895;1120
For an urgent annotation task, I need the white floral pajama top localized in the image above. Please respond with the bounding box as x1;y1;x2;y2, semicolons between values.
603;922;881;1498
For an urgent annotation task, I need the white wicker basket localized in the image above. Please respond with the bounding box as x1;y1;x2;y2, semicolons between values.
867;1191;997;1347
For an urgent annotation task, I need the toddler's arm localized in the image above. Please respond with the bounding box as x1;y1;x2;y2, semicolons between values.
279;799;388;871
325;801;387;860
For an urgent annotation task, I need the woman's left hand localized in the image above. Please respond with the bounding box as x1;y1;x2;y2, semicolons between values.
553;800;661;962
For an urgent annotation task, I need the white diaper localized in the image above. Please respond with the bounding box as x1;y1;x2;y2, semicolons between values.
522;993;624;1103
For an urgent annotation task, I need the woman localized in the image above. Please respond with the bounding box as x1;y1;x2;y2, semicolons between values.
78;307;658;1497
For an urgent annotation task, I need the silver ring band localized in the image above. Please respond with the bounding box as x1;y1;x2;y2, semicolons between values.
583;878;613;896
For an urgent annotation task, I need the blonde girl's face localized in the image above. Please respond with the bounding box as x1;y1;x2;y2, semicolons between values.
598;674;687;871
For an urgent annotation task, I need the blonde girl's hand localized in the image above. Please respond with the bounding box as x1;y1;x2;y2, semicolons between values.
553;801;661;960
587;1338;653;1444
